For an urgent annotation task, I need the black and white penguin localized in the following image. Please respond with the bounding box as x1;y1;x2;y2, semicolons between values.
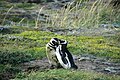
46;38;61;68
56;39;78;69
46;38;78;69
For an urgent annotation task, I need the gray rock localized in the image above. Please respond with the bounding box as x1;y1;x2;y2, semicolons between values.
79;57;91;61
104;67;117;73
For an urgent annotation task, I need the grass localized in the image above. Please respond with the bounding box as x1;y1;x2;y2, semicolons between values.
0;1;37;26
0;28;119;79
0;28;120;62
14;69;120;80
47;0;120;29
1;0;120;29
0;0;120;80
15;30;120;60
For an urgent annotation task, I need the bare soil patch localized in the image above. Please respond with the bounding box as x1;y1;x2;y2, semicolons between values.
21;55;120;75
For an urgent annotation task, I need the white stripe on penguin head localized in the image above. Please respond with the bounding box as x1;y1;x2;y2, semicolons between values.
60;40;67;45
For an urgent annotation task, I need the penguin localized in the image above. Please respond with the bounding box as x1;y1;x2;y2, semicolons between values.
46;38;62;68
46;38;78;69
56;40;78;69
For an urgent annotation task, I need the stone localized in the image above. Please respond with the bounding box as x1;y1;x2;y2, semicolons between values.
104;67;117;73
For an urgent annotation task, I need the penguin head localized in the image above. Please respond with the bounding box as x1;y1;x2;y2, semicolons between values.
50;38;59;47
49;38;68;49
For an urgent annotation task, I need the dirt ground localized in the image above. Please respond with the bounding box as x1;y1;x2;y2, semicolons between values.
1;55;120;80
21;55;120;75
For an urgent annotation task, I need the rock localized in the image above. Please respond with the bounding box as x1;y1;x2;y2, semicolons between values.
102;62;112;66
73;55;79;60
0;27;4;31
79;57;91;61
104;67;117;73
79;54;97;61
46;2;65;9
0;26;11;33
99;24;120;29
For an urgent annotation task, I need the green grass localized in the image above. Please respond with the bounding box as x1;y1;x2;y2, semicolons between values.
0;0;120;79
1;0;120;29
0;28;120;63
14;69;120;80
1;31;119;80
16;31;120;60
